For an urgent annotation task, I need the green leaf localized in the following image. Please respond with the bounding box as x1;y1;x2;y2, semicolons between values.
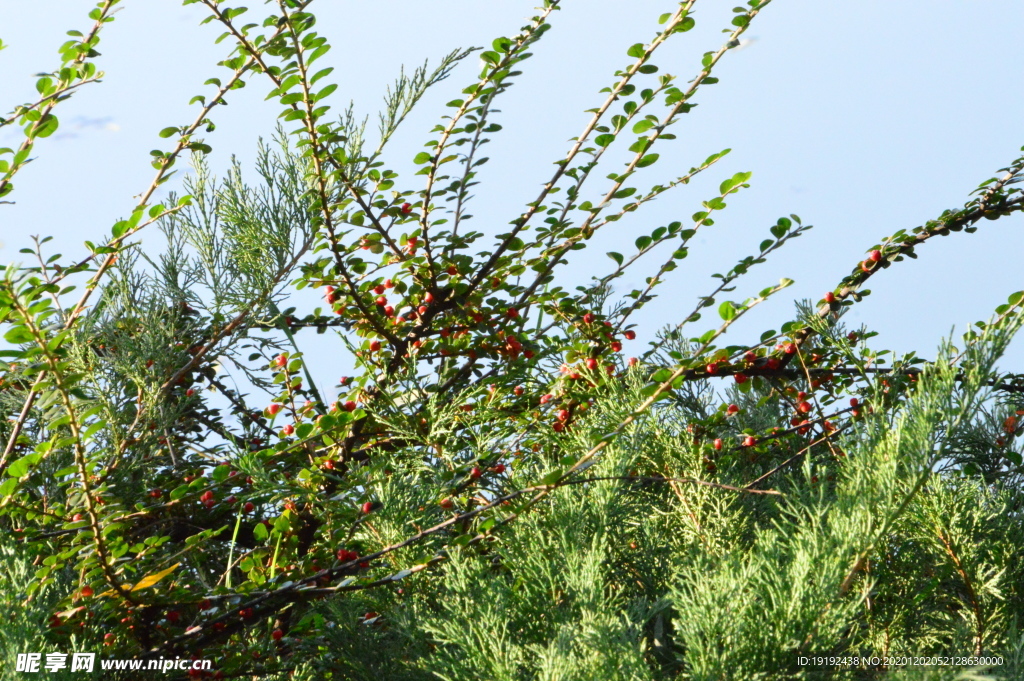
632;120;654;134
718;301;737;321
636;154;659;168
314;83;338;101
211;464;230;482
4;326;33;344
651;368;672;383
594;133;615;148
539;470;563;486
626;43;646;58
0;478;17;497
6;452;41;478
607;252;624;266
635;236;652;250
413;152;432;165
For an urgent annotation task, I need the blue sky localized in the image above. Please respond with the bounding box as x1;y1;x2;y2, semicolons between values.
2;0;1023;382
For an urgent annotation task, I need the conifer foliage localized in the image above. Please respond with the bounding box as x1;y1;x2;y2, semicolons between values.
2;1;1024;679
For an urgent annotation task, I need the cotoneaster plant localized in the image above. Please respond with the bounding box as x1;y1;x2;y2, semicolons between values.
1;1;1024;679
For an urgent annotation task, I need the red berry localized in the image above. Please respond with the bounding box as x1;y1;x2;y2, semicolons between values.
344;400;357;412
553;422;565;432
80;586;93;597
469;466;482;480
226;495;237;505
583;313;595;324
860;261;872;273
267;403;283;417
743;436;757;447
239;607;254;619
868;249;882;262
850;398;859;407
611;341;622;352
244;502;255;513
824;291;836;304
706;362;719;375
797;401;812;413
401;202;412;214
524;349;535;359
713;439;723;451
628;357;638;367
418;305;428;315
439;498;454;510
186;388;195;397
149;489;162;499
540;394;553;404
513;386;524;396
727;404;740;415
623;330;636;340
447;265;458;276
167;610;180;623
204;498;215;509
385;279;395;289
274;354;287;368
375;296;387;306
585;358;598;370
783;342;797;355
369;340;381;352
201;490;214;502
556;409;570;422
104;633;115;645
734;373;748;384
507;307;519;319
272;629;284;641
361;501;373;515
744;351;757;364
281;424;295;436
424;292;435;303
492;464;506;474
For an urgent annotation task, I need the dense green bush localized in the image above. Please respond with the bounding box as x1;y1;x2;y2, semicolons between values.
2;1;1024;679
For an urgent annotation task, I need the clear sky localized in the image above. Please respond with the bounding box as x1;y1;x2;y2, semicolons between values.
2;0;1023;381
